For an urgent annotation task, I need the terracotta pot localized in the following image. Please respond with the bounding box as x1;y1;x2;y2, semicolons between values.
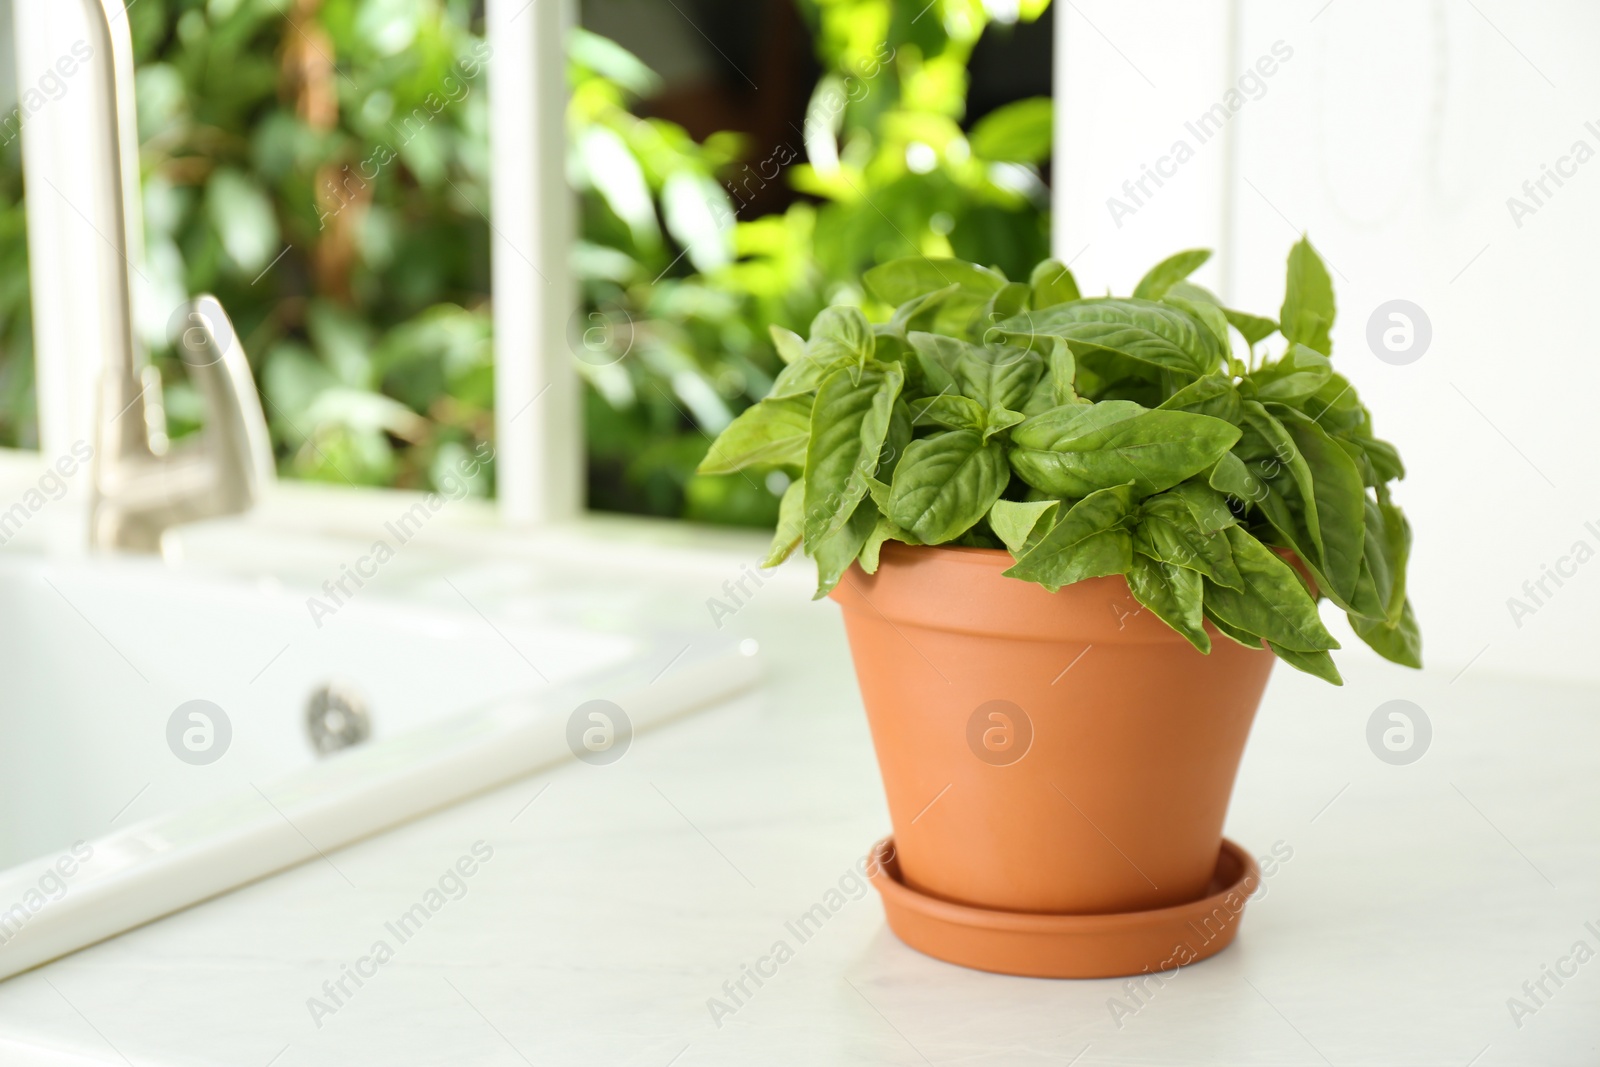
830;542;1274;916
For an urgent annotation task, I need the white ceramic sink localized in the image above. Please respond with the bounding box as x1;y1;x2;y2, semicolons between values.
0;545;760;979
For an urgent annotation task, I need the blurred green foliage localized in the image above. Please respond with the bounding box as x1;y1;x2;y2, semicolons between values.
0;0;1051;525
576;0;1053;525
125;0;496;494
0;127;33;449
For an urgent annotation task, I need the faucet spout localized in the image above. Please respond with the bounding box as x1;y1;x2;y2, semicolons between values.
71;0;276;551
90;297;276;552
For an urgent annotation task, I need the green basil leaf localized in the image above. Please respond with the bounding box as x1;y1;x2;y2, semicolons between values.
907;331;960;396
697;394;812;474
859;514;919;575
803;362;903;544
1135;490;1243;589
1127;554;1210;653
812;498;879;599
764;477;805;567
886;429;1009;544
1133;249;1212;301
1378;497;1412;623
1203;527;1339;653
1012;400;1149;450
989;498;1060;558
1276;407;1366;605
866;474;893;511
911;393;986;432
1300;373;1364;434
1206;609;1264;650
1249;486;1319;584
1266;643;1344;685
809;306;874;365
1280;236;1335;355
1159;373;1242;423
1004;484;1136;592
1254;344;1333;402
1163;295;1231;353
887;283;963;339
975;282;1033;344
983;407;1026;442
870;327;912;365
1047;337;1079;405
1254;347;1331;404
769;356;832;399
1349;434;1405;483
770;325;864;397
1351;599;1422;668
1029;259;1081;309
1165;280;1222;304
953;340;1044;412
769;325;806;365
1158;278;1232;355
1347;497;1393;621
878;398;913;480
1165;480;1239;535
1337;428;1377;488
1236;401;1322;569
1022;337;1081;416
1021;371;1057;417
1223;308;1278;348
1209;451;1267;506
998;298;1223;378
864;257;1007;306
1011;405;1241;497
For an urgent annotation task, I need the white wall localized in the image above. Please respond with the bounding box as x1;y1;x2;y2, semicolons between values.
1057;0;1600;684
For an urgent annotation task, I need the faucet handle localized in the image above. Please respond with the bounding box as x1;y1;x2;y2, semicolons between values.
174;295;277;509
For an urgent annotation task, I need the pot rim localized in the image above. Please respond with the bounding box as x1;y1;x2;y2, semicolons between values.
834;539;1219;645
879;541;1013;564
841;539;1308;646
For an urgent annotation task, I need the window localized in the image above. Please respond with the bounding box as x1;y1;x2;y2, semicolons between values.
8;0;1057;533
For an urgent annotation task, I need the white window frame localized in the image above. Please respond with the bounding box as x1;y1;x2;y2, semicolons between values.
485;0;581;525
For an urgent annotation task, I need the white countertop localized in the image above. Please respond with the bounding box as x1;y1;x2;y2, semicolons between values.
0;571;1596;1067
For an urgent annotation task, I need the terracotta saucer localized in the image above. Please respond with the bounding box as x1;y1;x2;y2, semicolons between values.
867;836;1261;979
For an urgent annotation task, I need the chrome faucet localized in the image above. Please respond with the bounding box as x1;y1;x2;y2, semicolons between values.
90;298;276;551
82;0;276;551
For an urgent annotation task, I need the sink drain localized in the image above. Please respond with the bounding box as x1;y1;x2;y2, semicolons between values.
306;684;371;754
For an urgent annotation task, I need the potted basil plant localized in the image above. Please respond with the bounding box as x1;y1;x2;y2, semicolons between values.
698;239;1420;978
